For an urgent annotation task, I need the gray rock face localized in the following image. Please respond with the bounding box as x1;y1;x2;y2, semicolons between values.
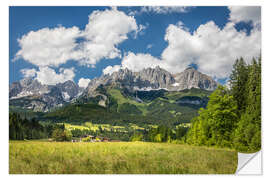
9;82;22;98
56;80;80;101
85;66;217;97
9;78;80;111
9;66;218;111
172;67;218;91
10;78;50;99
136;66;175;89
85;66;176;97
56;80;79;98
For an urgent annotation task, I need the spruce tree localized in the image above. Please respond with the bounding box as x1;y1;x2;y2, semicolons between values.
233;57;261;152
229;57;249;115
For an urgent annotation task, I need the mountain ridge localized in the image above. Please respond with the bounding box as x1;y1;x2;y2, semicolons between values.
9;66;218;111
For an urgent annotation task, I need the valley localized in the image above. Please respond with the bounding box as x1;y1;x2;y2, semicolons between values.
9;67;214;140
9;58;261;174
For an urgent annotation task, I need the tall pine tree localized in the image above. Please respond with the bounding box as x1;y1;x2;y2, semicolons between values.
233;57;261;151
229;57;249;115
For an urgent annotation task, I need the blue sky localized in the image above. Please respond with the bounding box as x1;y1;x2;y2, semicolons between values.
9;6;261;87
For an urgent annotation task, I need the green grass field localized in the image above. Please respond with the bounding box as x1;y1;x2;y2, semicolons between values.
9;141;237;174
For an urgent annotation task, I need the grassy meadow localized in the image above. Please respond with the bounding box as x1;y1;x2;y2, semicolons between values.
108;88;149;115
9;141;237;174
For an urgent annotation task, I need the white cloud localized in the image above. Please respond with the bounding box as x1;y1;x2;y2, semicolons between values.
141;6;192;14
15;7;261;82
146;44;153;49
15;8;141;69
135;24;147;38
78;78;91;88
121;52;162;72
114;20;260;79
15;26;82;67
80;8;139;66
14;8;143;85
20;68;37;78
36;67;75;85
161;21;261;78
102;65;121;75
228;6;261;26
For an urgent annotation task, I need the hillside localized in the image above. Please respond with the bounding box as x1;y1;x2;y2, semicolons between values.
37;87;211;127
9;66;215;127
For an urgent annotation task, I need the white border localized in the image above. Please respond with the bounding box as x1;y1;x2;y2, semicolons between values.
2;0;270;180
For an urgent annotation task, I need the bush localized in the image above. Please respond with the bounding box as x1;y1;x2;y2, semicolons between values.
52;129;72;141
130;133;143;142
82;136;92;142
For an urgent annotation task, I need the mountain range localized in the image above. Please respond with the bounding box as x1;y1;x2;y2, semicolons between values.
9;66;218;112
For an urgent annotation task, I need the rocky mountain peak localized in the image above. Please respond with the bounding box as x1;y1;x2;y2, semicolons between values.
173;67;218;91
184;66;196;71
138;66;175;89
9;66;218;112
56;80;79;100
9;78;81;111
19;77;33;87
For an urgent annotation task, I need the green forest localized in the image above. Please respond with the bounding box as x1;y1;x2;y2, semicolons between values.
187;57;261;152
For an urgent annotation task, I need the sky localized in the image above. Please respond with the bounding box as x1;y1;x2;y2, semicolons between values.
9;6;261;87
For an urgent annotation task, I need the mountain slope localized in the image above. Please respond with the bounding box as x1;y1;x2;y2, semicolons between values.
9;66;217;112
9;78;81;112
173;67;218;91
85;66;217;97
40;87;212;126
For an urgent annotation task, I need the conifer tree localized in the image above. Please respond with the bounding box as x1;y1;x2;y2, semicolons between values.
229;57;249;115
233;57;261;151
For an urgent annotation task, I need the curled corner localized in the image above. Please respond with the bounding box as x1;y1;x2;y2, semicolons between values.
235;150;262;175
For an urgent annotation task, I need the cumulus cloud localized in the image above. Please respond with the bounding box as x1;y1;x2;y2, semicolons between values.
15;8;140;69
121;52;162;72
78;78;91;88
15;26;82;67
80;8;139;66
161;21;261;78
141;6;192;14
102;65;122;75
14;8;143;85
36;67;75;85
15;7;261;83
135;24;148;38
228;6;261;26
109;20;260;79
20;68;37;78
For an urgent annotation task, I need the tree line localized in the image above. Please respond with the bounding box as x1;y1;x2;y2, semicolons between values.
10;113;49;140
130;125;189;143
9;113;71;141
186;57;261;152
9;112;189;143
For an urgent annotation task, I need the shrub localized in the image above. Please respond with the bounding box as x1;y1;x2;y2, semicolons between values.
52;129;72;141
